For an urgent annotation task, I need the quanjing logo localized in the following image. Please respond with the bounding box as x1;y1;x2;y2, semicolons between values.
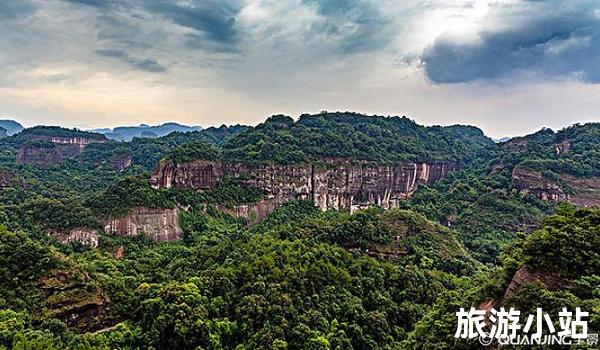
454;307;598;346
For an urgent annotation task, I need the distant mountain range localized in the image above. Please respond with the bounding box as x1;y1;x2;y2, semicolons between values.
90;122;203;141
0;120;25;136
0;119;203;141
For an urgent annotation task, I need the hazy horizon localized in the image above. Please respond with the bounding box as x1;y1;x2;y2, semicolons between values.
3;110;593;140
2;0;600;138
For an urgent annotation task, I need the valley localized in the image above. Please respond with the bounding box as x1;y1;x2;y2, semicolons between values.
0;112;598;349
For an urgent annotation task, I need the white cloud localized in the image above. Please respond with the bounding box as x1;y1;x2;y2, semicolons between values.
0;0;599;137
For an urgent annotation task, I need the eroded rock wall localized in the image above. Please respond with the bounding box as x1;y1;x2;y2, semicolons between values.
54;228;100;248
17;135;107;165
17;143;82;165
512;165;600;206
151;159;457;219
512;166;568;201
103;207;183;241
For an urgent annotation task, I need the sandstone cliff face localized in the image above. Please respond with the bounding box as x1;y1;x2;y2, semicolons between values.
103;207;183;242
17;143;82;165
504;266;565;299
110;153;133;171
53;208;183;247
217;198;283;225
54;228;100;248
17;135;106;165
151;160;223;189
511;166;568;201
151;159;457;221
512;165;600;206
40;268;112;331
0;169;16;189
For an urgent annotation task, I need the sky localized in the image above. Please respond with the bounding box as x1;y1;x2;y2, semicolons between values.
1;0;600;138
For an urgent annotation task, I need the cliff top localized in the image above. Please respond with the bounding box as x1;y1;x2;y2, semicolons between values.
16;126;107;141
218;112;495;165
502;122;600;178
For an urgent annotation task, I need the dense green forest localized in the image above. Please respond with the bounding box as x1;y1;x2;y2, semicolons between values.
222;113;494;164
501;123;600;177
0;113;598;349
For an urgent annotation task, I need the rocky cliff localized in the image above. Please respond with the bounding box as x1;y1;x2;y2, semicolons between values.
17;143;83;165
54;228;101;248
16;132;107;165
511;166;568;201
151;159;457;220
40;267;112;331
0;169;17;189
109;153;133;171
103;207;183;242
503;266;565;299
54;208;183;247
512;165;600;206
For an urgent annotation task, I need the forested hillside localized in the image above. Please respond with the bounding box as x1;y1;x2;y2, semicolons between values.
222;113;493;164
0;113;598;349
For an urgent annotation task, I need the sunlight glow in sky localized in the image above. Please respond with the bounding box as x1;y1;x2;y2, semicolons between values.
1;0;600;137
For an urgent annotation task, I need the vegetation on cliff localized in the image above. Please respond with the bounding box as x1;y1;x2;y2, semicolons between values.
222;112;494;165
15;126;107;141
0;115;598;349
404;206;600;349
504;123;600;178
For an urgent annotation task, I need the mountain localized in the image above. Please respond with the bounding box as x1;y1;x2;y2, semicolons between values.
0;113;598;349
0;119;24;135
92;122;203;141
221;112;494;164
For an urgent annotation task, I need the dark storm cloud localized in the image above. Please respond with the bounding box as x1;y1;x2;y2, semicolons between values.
96;48;166;73
144;1;241;45
421;0;600;83
95;48;126;58
303;0;390;54
62;0;242;48
62;0;111;7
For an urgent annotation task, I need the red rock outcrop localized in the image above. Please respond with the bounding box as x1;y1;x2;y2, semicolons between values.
504;266;565;299
17;143;83;165
53;227;100;248
17;135;106;165
512;165;600;206
217;198;283;225
0;169;17;189
562;175;600;207
52;208;183;247
151;159;457;221
103;207;183;242
511;166;568;201
109;153;133;171
40;268;112;331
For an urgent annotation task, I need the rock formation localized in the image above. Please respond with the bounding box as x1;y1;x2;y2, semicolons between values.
54;228;100;248
40;267;112;331
511;166;568;201
109;153;133;171
16;133;106;165
151;158;457;221
504;266;565;299
512;165;600;206
103;207;183;242
54;208;183;247
0;169;17;189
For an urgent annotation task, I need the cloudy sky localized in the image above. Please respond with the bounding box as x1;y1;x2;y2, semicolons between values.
1;0;600;137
